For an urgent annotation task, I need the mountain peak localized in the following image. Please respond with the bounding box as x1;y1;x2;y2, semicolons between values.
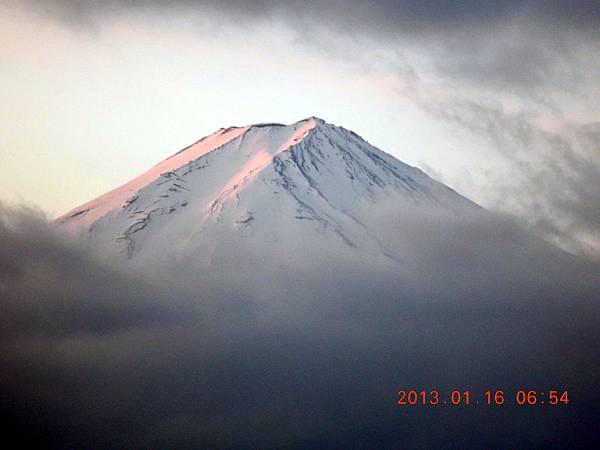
56;118;478;259
216;116;326;133
299;116;326;124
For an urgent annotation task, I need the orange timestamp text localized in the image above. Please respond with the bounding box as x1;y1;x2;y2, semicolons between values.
396;389;570;406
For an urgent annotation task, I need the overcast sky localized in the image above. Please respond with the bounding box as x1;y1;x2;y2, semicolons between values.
2;3;600;447
1;0;599;258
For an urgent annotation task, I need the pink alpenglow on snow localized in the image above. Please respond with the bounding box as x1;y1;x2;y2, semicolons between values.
56;117;479;260
57;125;250;232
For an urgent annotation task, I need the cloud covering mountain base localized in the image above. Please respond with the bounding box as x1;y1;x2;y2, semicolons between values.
1;203;599;448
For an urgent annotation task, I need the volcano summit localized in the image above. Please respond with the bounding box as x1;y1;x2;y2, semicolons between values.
57;117;478;263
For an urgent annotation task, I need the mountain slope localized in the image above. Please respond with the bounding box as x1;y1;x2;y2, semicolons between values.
57;117;479;262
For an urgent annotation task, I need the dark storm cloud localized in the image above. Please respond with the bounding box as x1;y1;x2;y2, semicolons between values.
0;206;197;340
19;0;600;30
1;203;600;448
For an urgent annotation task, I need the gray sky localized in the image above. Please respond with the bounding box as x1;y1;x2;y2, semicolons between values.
1;0;599;258
2;4;600;445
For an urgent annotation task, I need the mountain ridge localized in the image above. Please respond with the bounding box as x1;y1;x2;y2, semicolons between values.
56;117;479;261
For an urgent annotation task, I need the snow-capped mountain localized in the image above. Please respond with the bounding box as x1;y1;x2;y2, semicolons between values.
57;117;479;264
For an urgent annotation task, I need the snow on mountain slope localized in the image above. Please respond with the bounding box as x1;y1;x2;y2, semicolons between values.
57;124;250;233
57;117;479;263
